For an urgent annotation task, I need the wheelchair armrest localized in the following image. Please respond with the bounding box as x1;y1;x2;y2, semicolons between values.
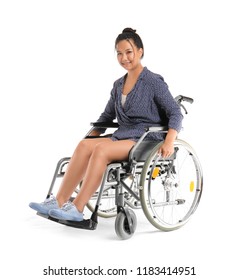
85;134;113;139
146;126;168;132
84;122;119;138
90;122;119;128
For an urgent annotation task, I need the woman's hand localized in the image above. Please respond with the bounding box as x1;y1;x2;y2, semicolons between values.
158;142;174;158
158;128;177;158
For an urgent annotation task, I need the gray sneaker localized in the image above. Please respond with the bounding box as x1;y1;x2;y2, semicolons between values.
49;201;83;222
29;195;59;215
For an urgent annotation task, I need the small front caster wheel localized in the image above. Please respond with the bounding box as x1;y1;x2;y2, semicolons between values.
115;209;137;240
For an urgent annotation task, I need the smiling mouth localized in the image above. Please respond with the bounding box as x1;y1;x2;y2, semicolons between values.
122;61;131;66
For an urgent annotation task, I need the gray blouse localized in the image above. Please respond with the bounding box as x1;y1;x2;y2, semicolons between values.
97;67;183;142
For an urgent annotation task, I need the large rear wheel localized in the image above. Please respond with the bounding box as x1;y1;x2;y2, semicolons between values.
140;139;203;231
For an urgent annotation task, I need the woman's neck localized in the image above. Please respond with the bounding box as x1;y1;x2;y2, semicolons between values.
123;64;144;95
127;64;144;79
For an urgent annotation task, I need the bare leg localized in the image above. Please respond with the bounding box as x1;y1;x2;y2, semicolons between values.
56;138;113;207
73;139;135;212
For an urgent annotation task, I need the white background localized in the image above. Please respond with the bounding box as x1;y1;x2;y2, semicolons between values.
1;0;237;279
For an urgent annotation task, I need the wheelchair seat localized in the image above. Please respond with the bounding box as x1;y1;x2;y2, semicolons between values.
129;141;159;162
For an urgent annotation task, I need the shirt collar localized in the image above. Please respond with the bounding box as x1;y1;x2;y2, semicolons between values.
119;66;148;85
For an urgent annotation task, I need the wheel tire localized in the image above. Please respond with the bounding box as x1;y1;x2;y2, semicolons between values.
115;209;137;240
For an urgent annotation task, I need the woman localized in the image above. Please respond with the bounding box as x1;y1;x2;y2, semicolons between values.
29;28;183;222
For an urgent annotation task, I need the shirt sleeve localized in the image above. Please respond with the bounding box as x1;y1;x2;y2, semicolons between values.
153;78;183;132
95;86;117;133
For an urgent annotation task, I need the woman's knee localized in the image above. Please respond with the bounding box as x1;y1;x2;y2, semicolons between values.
91;142;111;163
74;139;110;157
74;139;93;157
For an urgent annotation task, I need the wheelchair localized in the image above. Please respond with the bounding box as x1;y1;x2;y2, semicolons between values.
40;95;203;239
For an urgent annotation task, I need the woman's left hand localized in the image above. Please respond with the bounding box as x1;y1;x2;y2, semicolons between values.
158;128;177;158
158;142;174;158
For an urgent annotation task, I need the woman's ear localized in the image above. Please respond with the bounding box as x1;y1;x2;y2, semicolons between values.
139;48;143;58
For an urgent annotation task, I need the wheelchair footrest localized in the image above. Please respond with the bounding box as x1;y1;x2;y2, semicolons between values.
37;212;98;230
58;218;98;230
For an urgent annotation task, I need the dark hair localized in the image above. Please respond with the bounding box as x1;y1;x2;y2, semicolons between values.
115;28;144;58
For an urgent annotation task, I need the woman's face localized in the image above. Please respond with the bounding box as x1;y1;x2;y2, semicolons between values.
116;39;143;71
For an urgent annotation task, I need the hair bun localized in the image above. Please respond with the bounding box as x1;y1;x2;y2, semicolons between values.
122;28;136;34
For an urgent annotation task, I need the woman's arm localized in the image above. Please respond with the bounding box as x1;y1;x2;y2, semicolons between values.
152;78;183;158
158;128;177;158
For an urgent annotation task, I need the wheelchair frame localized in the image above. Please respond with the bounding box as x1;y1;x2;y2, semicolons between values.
38;95;203;239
